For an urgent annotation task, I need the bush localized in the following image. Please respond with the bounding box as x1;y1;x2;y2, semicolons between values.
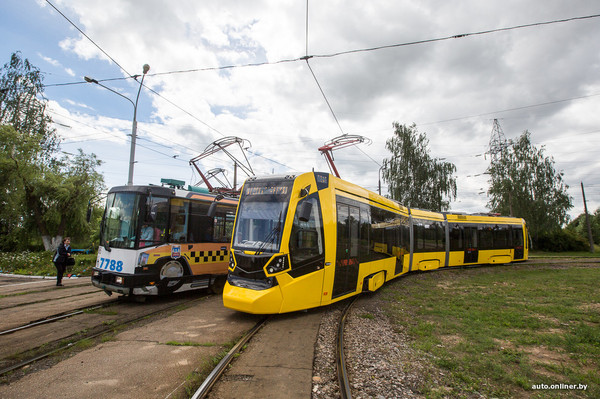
0;251;96;277
534;229;589;252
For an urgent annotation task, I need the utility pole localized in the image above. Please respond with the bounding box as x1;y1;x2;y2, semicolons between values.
581;182;595;253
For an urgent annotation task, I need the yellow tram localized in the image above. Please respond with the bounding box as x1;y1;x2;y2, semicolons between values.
223;172;528;314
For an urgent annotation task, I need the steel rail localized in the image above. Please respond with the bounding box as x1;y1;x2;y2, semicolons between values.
0;305;107;336
191;316;268;399
0;296;203;377
337;295;359;399
0;286;112;312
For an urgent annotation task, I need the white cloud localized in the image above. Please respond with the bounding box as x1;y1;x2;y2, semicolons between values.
21;0;600;217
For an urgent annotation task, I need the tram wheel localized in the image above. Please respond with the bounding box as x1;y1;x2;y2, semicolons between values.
158;259;188;294
209;275;227;294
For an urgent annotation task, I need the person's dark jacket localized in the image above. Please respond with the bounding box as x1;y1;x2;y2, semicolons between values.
54;243;71;266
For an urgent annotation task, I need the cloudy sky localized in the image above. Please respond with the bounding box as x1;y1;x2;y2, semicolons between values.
2;0;599;219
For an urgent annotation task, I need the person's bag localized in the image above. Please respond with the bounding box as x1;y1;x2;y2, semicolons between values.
66;257;75;266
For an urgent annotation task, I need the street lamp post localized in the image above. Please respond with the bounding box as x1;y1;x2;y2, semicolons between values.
84;64;150;185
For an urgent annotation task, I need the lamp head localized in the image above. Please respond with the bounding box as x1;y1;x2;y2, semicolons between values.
142;64;150;74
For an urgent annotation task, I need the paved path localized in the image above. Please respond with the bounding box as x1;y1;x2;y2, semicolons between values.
0;274;322;399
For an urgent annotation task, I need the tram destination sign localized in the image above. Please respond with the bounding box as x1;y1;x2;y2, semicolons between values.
244;186;290;196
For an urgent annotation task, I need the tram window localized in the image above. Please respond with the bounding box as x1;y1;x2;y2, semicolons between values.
102;192;140;249
188;202;212;242
214;208;235;243
512;227;524;247
464;226;478;249
371;207;386;257
414;222;425;252
289;195;324;269
359;203;371;262
449;224;463;251
140;196;168;247
337;196;409;262
170;199;190;242
479;225;494;250
348;206;360;258
396;216;410;258
371;206;404;260
413;218;444;252
494;225;509;249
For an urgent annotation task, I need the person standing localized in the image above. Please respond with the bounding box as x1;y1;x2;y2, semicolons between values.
53;237;71;286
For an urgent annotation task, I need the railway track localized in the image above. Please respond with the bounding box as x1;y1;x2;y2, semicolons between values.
190;317;269;399
0;295;204;377
0;303;109;336
0;276;215;382
189;296;359;399
337;296;359;399
0;287;262;398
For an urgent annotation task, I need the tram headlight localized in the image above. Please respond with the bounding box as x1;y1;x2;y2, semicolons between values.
229;253;235;270
266;255;289;275
115;276;124;285
138;253;149;267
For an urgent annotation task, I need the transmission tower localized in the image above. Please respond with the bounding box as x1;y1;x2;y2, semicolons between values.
488;118;508;161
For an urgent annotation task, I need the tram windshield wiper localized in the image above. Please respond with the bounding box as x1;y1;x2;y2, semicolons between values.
254;211;282;255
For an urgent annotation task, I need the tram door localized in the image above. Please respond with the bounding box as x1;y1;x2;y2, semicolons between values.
464;226;479;264
513;227;524;260
333;204;360;298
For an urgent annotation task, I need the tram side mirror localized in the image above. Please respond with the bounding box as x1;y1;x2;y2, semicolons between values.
207;194;224;218
207;202;218;218
299;185;311;198
298;201;313;222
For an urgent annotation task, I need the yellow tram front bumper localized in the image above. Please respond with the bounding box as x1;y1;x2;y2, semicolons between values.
222;282;283;314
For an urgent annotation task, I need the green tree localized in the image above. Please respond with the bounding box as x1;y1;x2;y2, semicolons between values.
566;207;600;245
0;52;104;251
486;130;572;241
0;52;59;159
382;123;457;211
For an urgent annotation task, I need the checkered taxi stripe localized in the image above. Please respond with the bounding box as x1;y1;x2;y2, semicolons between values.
187;250;228;264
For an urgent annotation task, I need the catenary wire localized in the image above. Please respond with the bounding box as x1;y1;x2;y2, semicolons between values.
44;0;132;78
40;4;600;187
42;13;600;84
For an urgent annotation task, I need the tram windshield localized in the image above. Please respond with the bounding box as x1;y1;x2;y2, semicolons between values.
100;192;169;249
232;178;294;253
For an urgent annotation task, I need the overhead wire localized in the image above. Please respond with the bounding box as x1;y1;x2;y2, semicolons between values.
304;59;345;135
43;0;297;174
418;92;600;126
41;3;600;185
309;14;600;59
303;0;346;159
42;12;600;83
44;0;132;77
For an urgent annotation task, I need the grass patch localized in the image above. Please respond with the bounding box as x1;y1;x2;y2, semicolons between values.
530;250;600;258
382;263;600;398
